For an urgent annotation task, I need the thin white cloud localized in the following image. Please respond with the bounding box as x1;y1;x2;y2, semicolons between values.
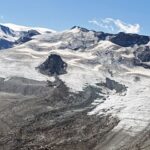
0;16;4;19
0;15;4;22
89;18;140;34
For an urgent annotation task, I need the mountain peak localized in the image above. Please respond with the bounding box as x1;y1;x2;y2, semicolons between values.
71;26;89;32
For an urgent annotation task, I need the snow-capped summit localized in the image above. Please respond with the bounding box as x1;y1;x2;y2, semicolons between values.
2;23;56;33
0;23;56;49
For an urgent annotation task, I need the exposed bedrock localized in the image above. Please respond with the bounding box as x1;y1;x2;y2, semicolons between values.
133;46;150;69
110;32;150;47
97;78;127;93
38;54;67;76
15;30;40;44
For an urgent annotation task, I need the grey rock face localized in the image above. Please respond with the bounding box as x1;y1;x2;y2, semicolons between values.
133;46;150;69
97;78;127;93
110;32;150;47
105;78;127;93
0;25;15;49
38;54;67;76
135;46;150;62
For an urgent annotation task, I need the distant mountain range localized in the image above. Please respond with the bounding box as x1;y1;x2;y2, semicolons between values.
0;24;149;49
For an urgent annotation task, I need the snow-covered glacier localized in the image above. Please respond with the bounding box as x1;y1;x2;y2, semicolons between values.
0;24;150;150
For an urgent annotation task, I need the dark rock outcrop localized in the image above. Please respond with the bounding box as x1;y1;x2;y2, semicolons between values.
133;46;150;69
0;25;16;49
110;32;150;47
104;78;127;93
15;30;40;44
0;39;13;49
0;24;15;36
96;31;112;41
38;54;67;76
133;58;150;69
135;46;150;62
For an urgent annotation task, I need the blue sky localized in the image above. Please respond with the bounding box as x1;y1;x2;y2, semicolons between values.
0;0;149;34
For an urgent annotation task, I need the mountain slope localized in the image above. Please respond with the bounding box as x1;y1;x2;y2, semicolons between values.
0;24;150;150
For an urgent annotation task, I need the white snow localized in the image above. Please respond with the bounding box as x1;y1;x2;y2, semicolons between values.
0;44;53;81
95;40;117;50
2;23;56;33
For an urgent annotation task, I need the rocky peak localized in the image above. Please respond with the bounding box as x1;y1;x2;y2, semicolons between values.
110;32;150;47
38;54;67;76
71;26;90;32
